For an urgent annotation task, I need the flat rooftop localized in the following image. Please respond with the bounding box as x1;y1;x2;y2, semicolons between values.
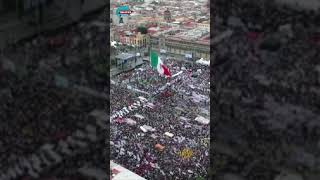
116;53;136;60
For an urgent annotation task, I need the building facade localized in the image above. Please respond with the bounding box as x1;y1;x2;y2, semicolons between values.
150;35;210;61
118;32;149;47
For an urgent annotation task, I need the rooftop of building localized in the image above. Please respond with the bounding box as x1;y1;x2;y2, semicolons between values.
115;53;136;60
148;26;210;45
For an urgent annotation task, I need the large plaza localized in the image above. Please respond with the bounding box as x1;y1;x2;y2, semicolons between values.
110;58;210;179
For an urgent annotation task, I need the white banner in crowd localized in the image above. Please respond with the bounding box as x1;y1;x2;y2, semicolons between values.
110;72;184;122
0;110;107;180
127;85;150;95
196;58;210;66
110;96;149;120
134;114;145;119
172;71;183;78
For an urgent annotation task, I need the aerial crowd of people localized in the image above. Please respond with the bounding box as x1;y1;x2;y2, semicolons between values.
111;58;210;179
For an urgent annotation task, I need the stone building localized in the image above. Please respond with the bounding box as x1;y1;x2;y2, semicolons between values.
116;31;149;48
150;34;210;61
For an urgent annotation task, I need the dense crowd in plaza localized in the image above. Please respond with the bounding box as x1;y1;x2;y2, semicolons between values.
111;59;210;179
0;12;106;179
213;0;320;179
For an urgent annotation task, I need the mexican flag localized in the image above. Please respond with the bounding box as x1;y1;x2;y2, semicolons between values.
150;51;171;77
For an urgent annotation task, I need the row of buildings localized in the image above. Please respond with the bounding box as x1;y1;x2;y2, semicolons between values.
110;0;210;61
111;26;210;60
150;33;210;60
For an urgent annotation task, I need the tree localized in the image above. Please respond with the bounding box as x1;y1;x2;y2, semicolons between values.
137;26;148;34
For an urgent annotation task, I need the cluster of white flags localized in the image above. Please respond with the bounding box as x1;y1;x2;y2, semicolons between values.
196;58;210;66
195;116;210;125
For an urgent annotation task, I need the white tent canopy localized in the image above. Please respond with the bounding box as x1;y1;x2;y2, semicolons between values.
196;58;210;66
138;96;147;101
195;116;210;125
125;118;137;126
134;114;145;119
172;71;183;78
